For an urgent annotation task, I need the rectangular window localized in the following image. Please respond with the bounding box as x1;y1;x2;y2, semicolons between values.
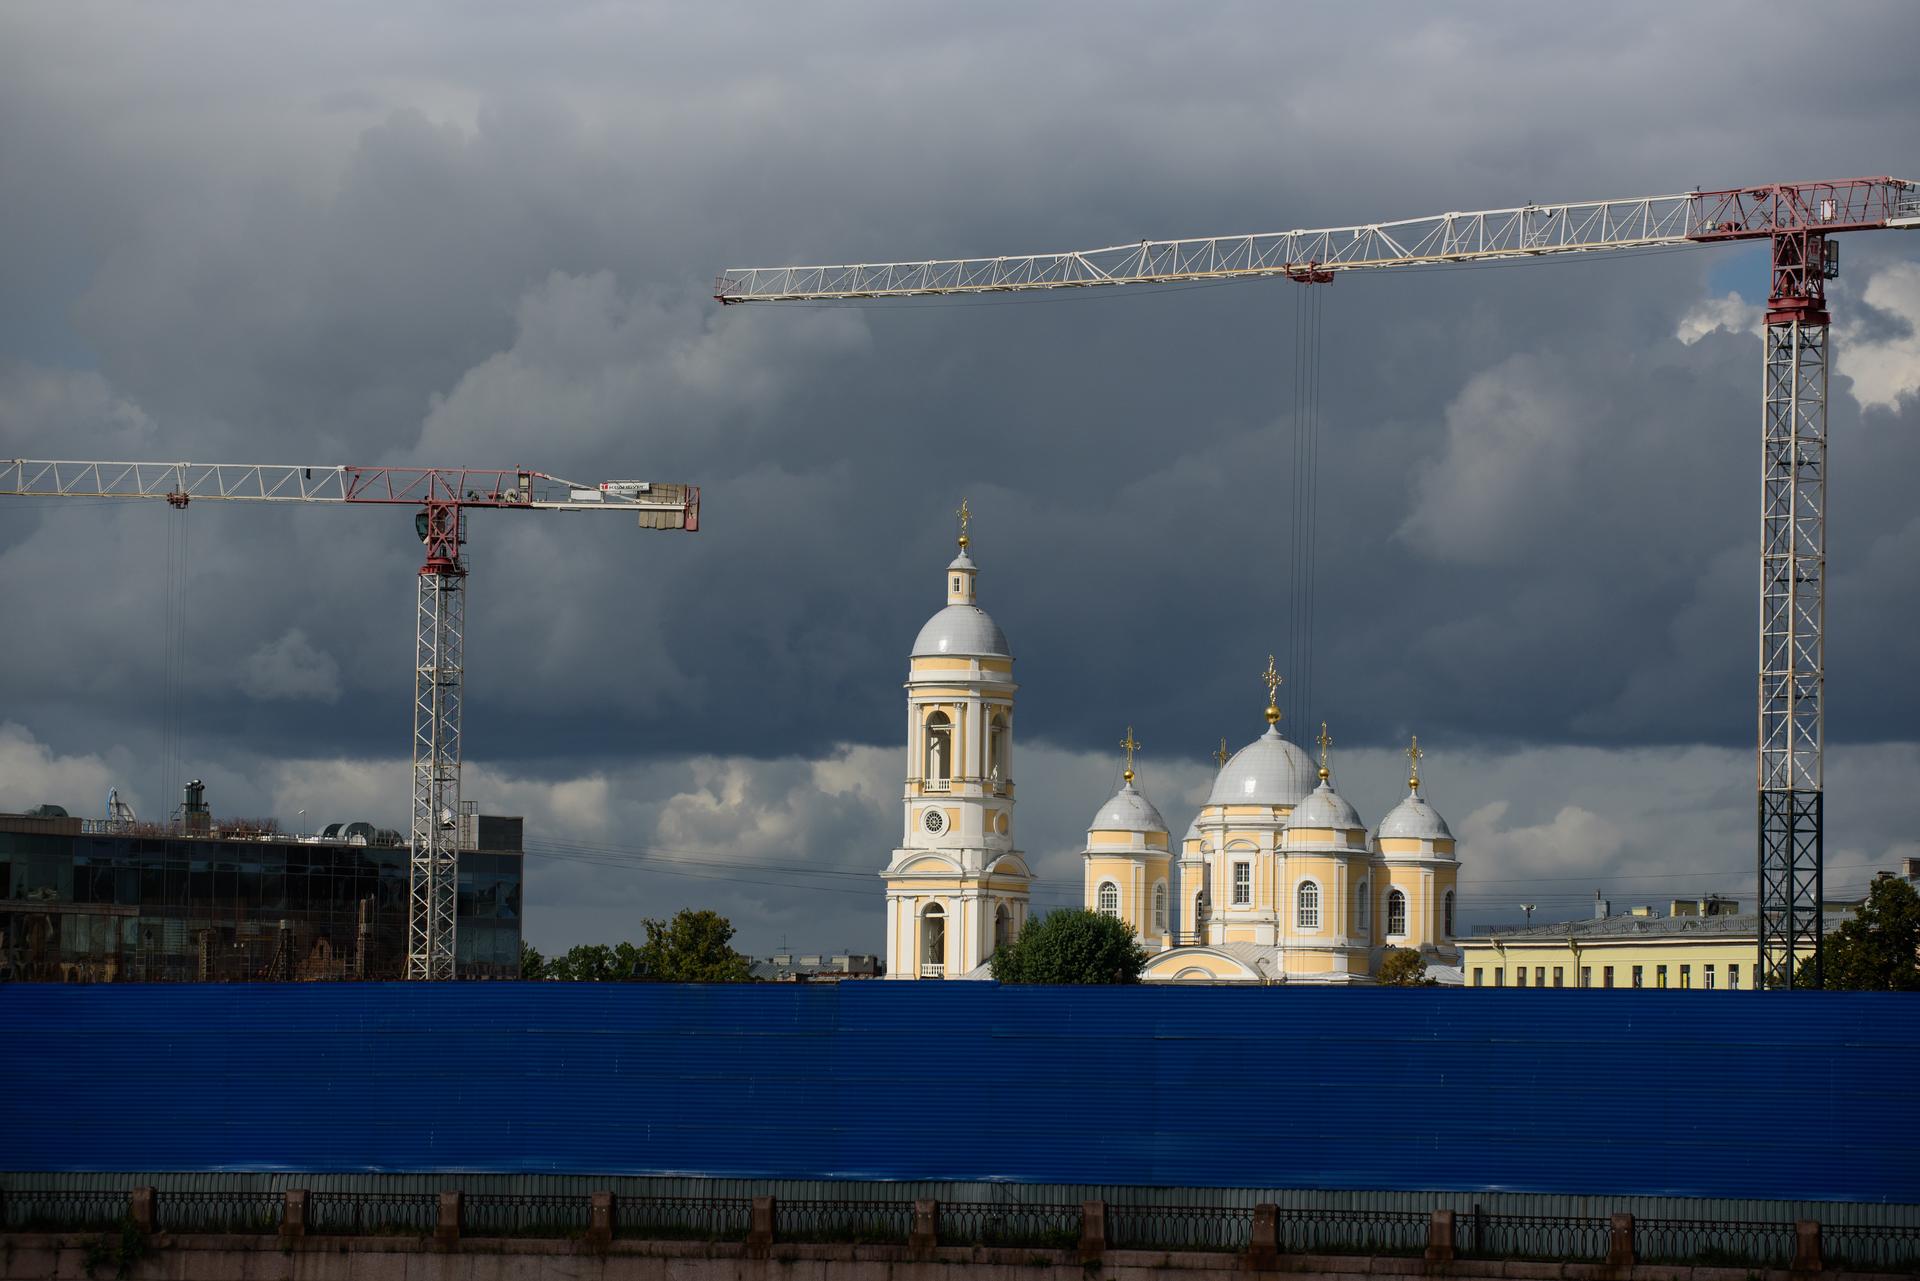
1472;967;1483;987
1579;966;1592;988
1515;968;1527;988
1705;964;1716;990
1231;862;1250;907
1535;966;1547;987
1632;965;1643;988
1494;967;1504;987
1680;964;1692;989
1603;965;1614;988
1552;966;1564;988
1729;964;1740;990
1656;964;1668;988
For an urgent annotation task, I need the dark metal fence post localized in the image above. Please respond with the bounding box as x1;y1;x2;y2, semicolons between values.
586;1192;615;1248
1426;1209;1456;1263
1079;1201;1107;1263
129;1187;157;1236
1607;1213;1635;1268
1793;1220;1823;1272
434;1190;462;1248
1245;1204;1279;1270
910;1200;939;1259
746;1195;775;1259
1472;1202;1483;1257
281;1190;309;1241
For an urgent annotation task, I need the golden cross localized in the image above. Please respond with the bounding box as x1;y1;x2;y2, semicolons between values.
1262;654;1282;725
1215;737;1230;768
955;498;971;549
1316;721;1333;780
1120;725;1141;783
1406;735;1424;790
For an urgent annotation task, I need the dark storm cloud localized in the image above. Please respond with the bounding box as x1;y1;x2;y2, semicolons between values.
3;2;1919;949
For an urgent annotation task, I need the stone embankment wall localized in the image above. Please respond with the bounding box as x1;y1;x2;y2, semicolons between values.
0;1235;1913;1281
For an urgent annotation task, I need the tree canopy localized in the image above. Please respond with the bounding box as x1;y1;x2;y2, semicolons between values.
989;908;1148;984
519;909;755;982
1375;946;1436;986
1796;873;1920;990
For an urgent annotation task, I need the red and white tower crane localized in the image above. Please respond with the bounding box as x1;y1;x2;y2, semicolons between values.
716;177;1920;988
0;460;700;979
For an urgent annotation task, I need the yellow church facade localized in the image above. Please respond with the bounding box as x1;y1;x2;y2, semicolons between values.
1086;668;1462;985
881;509;1463;985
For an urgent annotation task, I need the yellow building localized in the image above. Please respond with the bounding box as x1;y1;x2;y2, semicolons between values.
880;510;1033;979
1456;899;1840;990
1122;665;1463;985
880;511;1463;985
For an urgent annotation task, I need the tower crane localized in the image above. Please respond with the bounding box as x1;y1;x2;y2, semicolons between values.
716;176;1920;989
0;460;700;979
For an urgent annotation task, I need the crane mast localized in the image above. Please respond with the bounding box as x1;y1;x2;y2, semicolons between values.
1;460;701;980
718;177;1920;988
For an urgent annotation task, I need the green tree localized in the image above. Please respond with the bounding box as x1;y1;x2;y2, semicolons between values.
635;909;756;983
989;909;1148;984
1376;946;1436;986
1796;873;1920;990
520;941;548;980
545;941;646;981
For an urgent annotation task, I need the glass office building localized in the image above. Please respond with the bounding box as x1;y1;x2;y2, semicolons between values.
0;810;522;982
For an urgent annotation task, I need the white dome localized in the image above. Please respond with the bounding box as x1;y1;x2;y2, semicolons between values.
1091;781;1168;834
1378;789;1453;842
911;604;1010;657
1206;727;1316;807
1290;779;1363;830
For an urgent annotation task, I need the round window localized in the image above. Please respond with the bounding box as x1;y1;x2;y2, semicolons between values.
924;809;946;833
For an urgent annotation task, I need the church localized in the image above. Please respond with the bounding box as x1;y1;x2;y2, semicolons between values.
880;511;1463;984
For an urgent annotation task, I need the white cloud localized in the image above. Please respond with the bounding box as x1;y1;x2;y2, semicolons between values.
0;721;120;816
1675;291;1762;346
1839;261;1920;412
238;629;342;703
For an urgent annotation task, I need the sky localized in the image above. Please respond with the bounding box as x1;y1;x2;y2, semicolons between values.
2;1;1918;957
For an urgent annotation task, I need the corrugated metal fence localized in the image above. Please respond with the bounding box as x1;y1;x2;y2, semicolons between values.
2;982;1914;1203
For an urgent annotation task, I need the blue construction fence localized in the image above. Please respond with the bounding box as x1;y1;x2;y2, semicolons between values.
2;982;1914;1202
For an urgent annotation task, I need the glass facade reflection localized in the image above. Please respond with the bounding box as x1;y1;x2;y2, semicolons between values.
0;813;521;982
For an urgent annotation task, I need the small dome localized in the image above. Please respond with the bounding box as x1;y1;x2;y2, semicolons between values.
1206;727;1316;807
1092;781;1168;834
1290;779;1362;830
912;604;1010;657
948;550;976;573
1378;789;1453;842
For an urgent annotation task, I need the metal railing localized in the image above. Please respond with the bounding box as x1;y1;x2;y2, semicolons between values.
937;1201;1080;1248
5;1186;1918;1271
1462;1212;1609;1261
1108;1203;1249;1252
1827;1222;1920;1273
1276;1206;1429;1257
0;1189;127;1231
1638;1216;1796;1268
157;1189;282;1234
307;1191;441;1236
612;1194;751;1242
464;1192;591;1238
778;1198;913;1244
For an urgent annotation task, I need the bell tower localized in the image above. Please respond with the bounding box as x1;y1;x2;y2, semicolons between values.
881;503;1032;979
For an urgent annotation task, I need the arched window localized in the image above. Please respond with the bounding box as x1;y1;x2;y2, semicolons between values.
1387;889;1408;937
1443;890;1455;938
1152;882;1168;934
924;711;952;790
988;713;1009;789
1356;880;1370;932
1297;881;1321;931
1097;881;1120;918
994;902;1011;952
921;903;946;977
